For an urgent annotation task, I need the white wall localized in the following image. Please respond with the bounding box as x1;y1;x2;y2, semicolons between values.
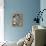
40;0;46;45
0;0;4;42
40;0;46;26
40;0;46;9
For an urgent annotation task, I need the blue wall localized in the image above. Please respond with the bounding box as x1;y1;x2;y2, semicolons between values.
4;0;40;42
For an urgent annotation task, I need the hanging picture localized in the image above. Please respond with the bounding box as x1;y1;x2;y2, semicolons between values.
12;12;23;26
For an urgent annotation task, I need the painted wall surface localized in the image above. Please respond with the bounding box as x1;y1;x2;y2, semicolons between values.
40;0;46;26
4;0;40;42
40;0;46;44
0;0;4;42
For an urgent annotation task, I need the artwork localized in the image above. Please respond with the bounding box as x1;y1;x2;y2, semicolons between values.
12;12;23;26
33;9;46;24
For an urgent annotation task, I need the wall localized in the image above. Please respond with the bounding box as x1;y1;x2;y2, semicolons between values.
40;0;46;45
4;0;40;42
0;0;4;42
40;0;46;26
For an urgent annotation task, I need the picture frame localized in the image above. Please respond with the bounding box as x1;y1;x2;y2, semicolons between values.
12;12;23;27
